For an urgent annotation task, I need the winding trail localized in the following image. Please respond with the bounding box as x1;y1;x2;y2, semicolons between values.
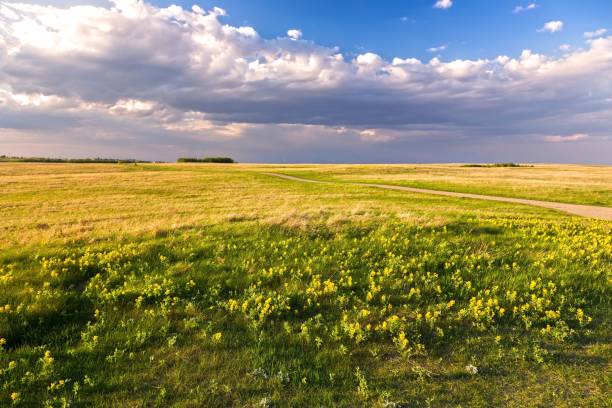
263;172;612;221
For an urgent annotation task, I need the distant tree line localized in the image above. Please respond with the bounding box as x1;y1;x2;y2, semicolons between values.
461;163;533;168
0;155;151;163
177;157;236;163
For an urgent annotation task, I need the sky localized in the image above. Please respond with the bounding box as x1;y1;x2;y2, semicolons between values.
0;0;611;163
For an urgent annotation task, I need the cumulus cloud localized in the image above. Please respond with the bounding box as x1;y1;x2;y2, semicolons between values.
584;28;607;39
559;44;571;51
538;21;563;33
544;133;589;143
433;0;452;10
513;3;539;13
287;29;302;40
0;0;611;162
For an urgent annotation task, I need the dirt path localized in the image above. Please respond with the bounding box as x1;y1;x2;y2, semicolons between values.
263;172;612;221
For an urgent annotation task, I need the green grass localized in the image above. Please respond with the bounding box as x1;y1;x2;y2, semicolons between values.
0;163;610;406
265;164;612;206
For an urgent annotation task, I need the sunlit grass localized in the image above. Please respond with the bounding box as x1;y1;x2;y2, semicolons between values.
0;163;610;406
264;163;612;206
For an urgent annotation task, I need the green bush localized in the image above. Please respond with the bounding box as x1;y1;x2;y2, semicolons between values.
177;157;236;163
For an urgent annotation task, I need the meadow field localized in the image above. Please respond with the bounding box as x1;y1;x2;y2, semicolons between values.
264;164;612;206
0;163;610;407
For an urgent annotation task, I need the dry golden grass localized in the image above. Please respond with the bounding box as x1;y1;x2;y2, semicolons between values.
2;162;567;249
261;163;612;206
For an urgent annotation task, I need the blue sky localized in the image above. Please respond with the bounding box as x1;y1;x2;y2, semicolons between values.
157;0;611;60
0;0;611;162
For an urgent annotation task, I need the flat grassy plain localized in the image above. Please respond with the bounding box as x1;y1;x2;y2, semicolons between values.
266;164;612;206
0;163;610;407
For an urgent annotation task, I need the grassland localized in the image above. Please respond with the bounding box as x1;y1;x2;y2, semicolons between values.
265;164;612;206
0;163;610;407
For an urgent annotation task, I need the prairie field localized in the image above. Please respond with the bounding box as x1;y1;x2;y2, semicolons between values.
0;163;611;407
264;164;612;206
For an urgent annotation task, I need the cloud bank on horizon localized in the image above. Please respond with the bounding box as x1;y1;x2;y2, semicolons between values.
0;0;611;163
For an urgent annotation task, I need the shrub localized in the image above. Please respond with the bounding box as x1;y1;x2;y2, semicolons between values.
177;157;236;163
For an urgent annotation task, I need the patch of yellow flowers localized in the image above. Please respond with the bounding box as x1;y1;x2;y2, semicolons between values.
0;215;608;405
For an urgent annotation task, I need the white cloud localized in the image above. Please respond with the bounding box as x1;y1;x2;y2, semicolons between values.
287;28;302;40
433;0;452;10
544;133;589;143
359;129;396;143
538;20;563;33
427;44;447;52
0;0;610;162
559;44;571;51
109;99;157;115
355;52;384;74
236;26;258;37
513;3;539;13
432;58;486;79
584;28;607;39
356;53;382;64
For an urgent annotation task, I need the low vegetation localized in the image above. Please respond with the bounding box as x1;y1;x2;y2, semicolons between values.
0;163;609;406
177;157;236;163
461;163;532;168
268;163;612;206
0;155;150;164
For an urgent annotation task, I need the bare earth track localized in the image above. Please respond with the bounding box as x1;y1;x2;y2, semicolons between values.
263;172;612;221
